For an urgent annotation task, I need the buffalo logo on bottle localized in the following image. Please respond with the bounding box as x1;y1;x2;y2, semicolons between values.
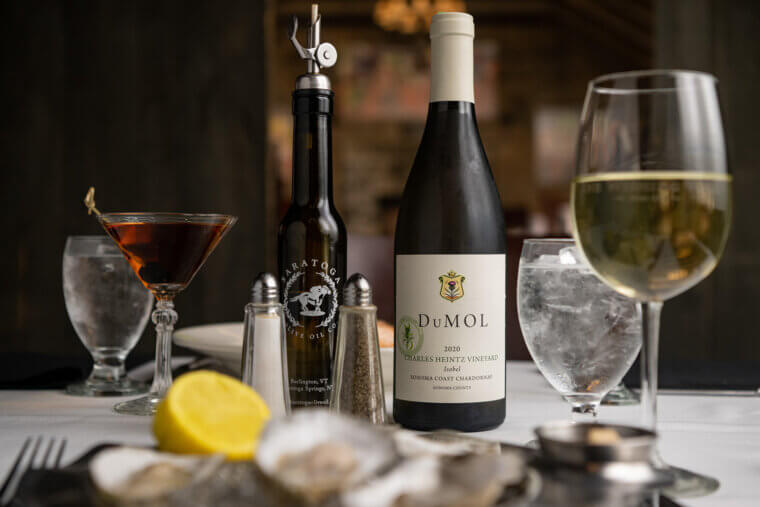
439;270;465;302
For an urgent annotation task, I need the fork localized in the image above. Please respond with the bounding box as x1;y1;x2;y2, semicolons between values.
0;437;66;506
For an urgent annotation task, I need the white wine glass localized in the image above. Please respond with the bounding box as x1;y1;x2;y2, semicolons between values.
601;382;639;406
571;70;732;496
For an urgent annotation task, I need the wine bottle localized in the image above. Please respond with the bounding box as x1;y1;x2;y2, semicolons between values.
278;5;346;409
393;12;506;431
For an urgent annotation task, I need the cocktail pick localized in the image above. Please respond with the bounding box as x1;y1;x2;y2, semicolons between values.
84;187;101;217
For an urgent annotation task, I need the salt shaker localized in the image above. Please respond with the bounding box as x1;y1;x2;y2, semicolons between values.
329;273;387;424
242;273;290;417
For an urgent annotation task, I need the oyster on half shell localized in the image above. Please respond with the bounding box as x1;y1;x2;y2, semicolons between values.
255;411;534;507
254;410;399;504
89;447;224;503
393;430;502;458
343;451;529;507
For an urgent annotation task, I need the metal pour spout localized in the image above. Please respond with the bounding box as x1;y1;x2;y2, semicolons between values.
289;4;337;90
307;4;320;73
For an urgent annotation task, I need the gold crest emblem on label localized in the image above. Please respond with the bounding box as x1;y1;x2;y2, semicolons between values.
439;270;465;302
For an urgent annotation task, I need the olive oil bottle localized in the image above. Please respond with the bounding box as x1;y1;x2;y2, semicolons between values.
278;5;346;409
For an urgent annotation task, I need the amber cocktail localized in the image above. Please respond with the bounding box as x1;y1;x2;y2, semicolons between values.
99;213;237;415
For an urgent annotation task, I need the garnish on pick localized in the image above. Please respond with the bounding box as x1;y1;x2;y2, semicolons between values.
84;187;101;217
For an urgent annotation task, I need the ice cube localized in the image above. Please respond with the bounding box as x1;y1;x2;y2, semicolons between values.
559;246;581;265
536;254;560;265
96;243;120;256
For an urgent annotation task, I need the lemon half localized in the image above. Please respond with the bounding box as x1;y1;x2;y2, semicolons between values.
153;371;271;460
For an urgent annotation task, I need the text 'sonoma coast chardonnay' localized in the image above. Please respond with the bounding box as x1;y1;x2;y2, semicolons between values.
393;12;506;431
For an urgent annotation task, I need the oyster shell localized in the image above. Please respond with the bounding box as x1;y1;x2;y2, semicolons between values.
89;447;223;503
341;456;441;507
393;430;502;458
254;410;399;504
343;450;529;507
255;411;532;507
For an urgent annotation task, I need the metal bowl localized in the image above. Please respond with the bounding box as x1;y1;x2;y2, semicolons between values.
536;422;656;465
535;422;673;487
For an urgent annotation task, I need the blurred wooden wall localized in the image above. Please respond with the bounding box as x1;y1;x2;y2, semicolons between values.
654;0;760;387
273;1;654;232
0;0;272;384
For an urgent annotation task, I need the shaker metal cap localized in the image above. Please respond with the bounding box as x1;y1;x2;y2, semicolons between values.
343;273;372;306
252;272;279;304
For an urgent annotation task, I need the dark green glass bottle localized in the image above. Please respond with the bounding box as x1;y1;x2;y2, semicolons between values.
393;13;507;431
278;7;346;409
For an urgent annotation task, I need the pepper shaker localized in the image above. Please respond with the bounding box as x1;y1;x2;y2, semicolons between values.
329;273;387;424
242;273;290;417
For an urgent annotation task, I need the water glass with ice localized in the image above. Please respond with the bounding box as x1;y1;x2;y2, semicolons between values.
63;236;154;396
517;238;641;420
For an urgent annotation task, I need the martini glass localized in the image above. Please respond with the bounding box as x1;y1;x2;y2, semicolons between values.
98;212;237;415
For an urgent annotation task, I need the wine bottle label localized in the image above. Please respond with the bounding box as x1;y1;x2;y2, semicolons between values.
395;254;506;403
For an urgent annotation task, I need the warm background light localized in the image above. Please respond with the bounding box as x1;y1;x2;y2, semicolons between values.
374;0;467;34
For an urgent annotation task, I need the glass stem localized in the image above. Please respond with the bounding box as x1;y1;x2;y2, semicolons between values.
89;353;126;383
150;298;177;397
571;403;598;423
637;301;663;433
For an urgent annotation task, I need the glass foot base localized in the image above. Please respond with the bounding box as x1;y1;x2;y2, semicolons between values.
601;384;640;406
66;378;147;397
113;393;164;416
662;465;720;498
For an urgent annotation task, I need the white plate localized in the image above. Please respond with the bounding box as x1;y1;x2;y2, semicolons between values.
173;322;244;374
380;347;394;389
174;322;395;386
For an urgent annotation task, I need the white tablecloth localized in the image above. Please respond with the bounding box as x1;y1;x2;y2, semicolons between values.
1;361;758;505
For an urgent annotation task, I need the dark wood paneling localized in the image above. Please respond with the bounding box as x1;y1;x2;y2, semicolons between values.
0;0;270;382
656;0;760;376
